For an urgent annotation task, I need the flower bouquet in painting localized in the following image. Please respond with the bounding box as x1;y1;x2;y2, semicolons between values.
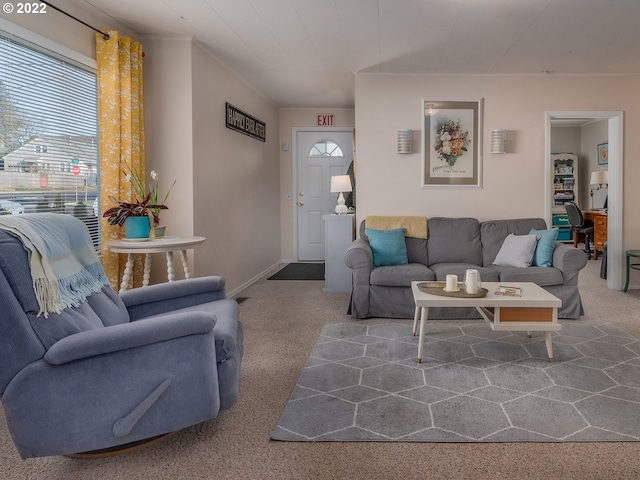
433;119;469;168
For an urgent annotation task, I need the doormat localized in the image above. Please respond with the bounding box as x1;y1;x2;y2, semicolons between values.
268;263;324;281
272;321;640;442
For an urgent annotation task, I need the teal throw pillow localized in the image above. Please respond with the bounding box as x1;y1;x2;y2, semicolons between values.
366;228;408;268
529;228;559;267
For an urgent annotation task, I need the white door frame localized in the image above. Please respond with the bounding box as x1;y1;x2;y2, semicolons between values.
545;110;623;290
292;126;354;262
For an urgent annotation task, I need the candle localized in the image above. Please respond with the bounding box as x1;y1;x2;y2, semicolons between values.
445;274;458;292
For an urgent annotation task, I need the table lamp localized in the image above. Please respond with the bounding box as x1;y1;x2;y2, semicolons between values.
330;175;352;214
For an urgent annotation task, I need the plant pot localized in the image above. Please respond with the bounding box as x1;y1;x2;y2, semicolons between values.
124;216;151;239
153;225;166;238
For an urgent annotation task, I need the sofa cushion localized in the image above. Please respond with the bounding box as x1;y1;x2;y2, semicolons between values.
427;217;482;266
429;263;500;282
487;265;563;286
366;228;408;267
493;233;539;268
480;218;547;266
529;228;559;267
370;263;434;287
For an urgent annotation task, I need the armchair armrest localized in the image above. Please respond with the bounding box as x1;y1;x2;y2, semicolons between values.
121;276;228;320
44;312;215;365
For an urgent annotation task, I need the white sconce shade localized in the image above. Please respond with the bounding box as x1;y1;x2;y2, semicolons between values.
590;170;609;186
397;129;413;154
330;175;352;214
490;129;507;154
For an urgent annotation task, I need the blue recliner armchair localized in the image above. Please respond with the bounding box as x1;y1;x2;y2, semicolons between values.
0;215;243;459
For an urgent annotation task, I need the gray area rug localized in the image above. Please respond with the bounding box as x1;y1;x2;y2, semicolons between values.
272;321;640;442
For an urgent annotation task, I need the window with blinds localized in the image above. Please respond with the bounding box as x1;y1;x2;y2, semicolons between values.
0;32;100;250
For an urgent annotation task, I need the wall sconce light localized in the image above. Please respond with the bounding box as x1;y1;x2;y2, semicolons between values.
330;175;352;214
589;169;609;209
490;129;507;154
397;129;413;154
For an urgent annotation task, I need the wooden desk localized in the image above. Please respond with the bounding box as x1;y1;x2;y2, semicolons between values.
581;210;607;260
106;236;206;293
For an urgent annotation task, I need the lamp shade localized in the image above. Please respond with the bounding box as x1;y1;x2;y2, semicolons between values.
330;175;352;193
590;170;609;186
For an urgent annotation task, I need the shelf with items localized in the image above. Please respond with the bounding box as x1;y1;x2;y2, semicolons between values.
551;154;579;242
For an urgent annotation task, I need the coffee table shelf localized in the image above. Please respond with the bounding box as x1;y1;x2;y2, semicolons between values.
412;281;562;363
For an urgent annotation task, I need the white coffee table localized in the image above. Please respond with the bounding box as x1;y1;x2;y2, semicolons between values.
411;281;562;363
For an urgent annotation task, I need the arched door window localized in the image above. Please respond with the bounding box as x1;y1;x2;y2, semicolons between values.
309;140;344;157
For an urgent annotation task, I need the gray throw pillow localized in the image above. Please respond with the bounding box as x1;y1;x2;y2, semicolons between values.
493;233;540;268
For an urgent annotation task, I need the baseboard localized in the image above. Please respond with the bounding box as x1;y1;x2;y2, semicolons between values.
227;261;285;298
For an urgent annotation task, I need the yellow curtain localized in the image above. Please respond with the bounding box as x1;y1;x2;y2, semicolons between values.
96;30;145;288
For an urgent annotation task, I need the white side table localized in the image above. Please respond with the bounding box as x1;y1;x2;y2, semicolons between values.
323;214;355;293
106;236;206;293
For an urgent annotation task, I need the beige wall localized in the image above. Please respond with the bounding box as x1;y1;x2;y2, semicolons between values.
191;42;281;293
278;108;355;260
142;37;281;294
354;74;639;259
140;37;195;282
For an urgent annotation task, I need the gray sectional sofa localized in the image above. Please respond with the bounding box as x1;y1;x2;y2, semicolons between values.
344;217;588;320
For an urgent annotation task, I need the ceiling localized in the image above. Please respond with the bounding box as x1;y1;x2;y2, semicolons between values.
66;0;640;108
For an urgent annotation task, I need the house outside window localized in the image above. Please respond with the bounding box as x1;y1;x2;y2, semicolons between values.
0;31;100;249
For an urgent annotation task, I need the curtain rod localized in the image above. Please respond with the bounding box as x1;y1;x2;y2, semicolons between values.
41;1;110;39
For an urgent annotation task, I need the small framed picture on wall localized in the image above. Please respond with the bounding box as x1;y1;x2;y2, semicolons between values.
598;143;608;165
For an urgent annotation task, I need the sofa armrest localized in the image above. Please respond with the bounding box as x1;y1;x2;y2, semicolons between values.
344;238;373;279
121;276;227;320
44;312;216;365
552;242;588;281
344;238;373;318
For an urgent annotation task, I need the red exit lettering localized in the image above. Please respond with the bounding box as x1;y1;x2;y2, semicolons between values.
317;114;335;126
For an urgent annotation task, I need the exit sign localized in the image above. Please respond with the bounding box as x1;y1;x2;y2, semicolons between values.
317;114;335;126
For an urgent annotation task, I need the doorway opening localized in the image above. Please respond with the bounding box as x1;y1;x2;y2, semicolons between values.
545;111;623;290
292;127;354;262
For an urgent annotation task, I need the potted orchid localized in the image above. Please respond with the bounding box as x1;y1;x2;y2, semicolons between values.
103;166;176;239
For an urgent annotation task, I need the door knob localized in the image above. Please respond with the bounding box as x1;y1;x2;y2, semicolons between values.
299;192;304;196
297;201;304;206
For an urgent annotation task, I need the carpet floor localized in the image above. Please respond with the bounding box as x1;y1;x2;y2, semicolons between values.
273;321;640;442
3;259;640;479
267;262;324;280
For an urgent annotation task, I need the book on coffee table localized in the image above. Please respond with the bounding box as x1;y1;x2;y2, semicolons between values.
495;285;523;297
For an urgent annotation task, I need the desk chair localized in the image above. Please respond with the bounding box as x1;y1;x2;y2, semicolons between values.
565;201;594;259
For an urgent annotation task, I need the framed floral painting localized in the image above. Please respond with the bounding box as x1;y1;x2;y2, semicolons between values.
421;98;483;188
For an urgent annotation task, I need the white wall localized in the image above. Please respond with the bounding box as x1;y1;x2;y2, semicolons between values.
142;37;281;294
354;74;640;263
191;42;281;293
581;120;609;210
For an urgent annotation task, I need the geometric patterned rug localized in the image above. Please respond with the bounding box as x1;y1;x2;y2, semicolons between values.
272;322;640;442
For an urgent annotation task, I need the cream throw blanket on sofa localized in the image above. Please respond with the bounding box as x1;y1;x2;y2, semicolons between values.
365;215;428;239
0;213;109;317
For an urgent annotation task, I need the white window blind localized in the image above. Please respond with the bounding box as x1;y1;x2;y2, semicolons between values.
0;32;100;250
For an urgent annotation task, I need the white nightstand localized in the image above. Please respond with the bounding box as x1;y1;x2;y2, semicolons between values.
323;214;355;293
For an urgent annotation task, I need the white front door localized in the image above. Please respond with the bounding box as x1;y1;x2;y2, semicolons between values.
296;130;353;261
